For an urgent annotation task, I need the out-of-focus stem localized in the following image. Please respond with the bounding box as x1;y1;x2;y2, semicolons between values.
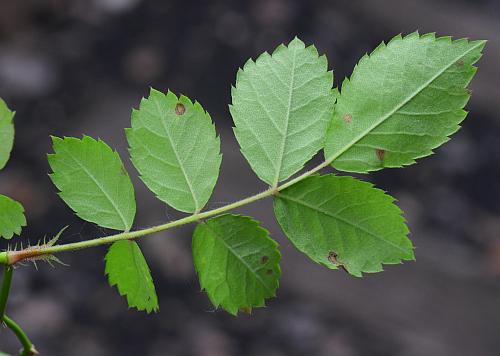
2;315;38;356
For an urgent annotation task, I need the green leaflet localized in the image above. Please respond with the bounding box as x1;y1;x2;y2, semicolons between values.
0;194;26;239
48;136;136;231
230;37;335;186
0;98;15;170
325;32;486;173
274;175;414;277
192;214;280;315
126;89;222;213
105;240;158;313
0;100;25;240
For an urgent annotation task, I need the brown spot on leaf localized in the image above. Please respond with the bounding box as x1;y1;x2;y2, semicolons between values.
266;269;273;275
327;251;348;273
240;307;252;314
376;149;385;161
456;59;465;67
261;256;269;264
175;103;186;116
343;113;353;123
328;251;339;264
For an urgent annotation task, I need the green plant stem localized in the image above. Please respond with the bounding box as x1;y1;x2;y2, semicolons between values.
0;158;335;265
0;267;36;355
0;266;13;317
2;315;37;356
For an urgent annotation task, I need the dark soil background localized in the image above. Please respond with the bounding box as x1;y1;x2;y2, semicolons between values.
1;0;499;355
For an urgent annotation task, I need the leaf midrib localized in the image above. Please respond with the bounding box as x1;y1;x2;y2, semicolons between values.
327;40;484;164
153;100;200;212
273;45;298;187
63;146;129;231
202;222;273;295
128;241;155;309
278;193;408;254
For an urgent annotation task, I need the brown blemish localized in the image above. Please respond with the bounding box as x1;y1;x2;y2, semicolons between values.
327;251;348;273
339;265;348;273
328;251;339;264
456;59;465;67
343;113;353;123
266;269;273;275
376;149;385;161
261;255;269;264
175;103;186;116
240;307;252;314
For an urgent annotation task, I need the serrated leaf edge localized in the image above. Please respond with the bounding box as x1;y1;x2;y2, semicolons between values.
276;174;415;277
194;214;281;315
327;31;486;171
231;36;334;186
127;88;222;213
48;135;135;231
105;240;159;313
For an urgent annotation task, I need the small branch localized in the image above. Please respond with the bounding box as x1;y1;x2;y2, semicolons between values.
0;156;339;266
2;315;38;356
0;187;275;265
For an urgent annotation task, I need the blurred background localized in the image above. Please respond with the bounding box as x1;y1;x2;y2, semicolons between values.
0;0;499;355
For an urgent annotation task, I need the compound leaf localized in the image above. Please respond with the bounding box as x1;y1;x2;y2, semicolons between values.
48;136;136;231
192;214;280;315
274;174;414;277
0;194;26;239
126;89;222;213
0;98;15;170
231;37;335;186
325;32;486;172
105;240;158;313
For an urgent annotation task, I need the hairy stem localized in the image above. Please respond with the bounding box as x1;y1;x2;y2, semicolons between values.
0;158;335;265
2;315;38;356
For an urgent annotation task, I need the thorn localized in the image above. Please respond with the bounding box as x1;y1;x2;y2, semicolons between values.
48;255;69;267
47;226;68;247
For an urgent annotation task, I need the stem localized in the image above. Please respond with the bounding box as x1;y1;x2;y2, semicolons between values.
0;266;13;317
2;315;37;356
0;268;38;354
0;157;338;265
